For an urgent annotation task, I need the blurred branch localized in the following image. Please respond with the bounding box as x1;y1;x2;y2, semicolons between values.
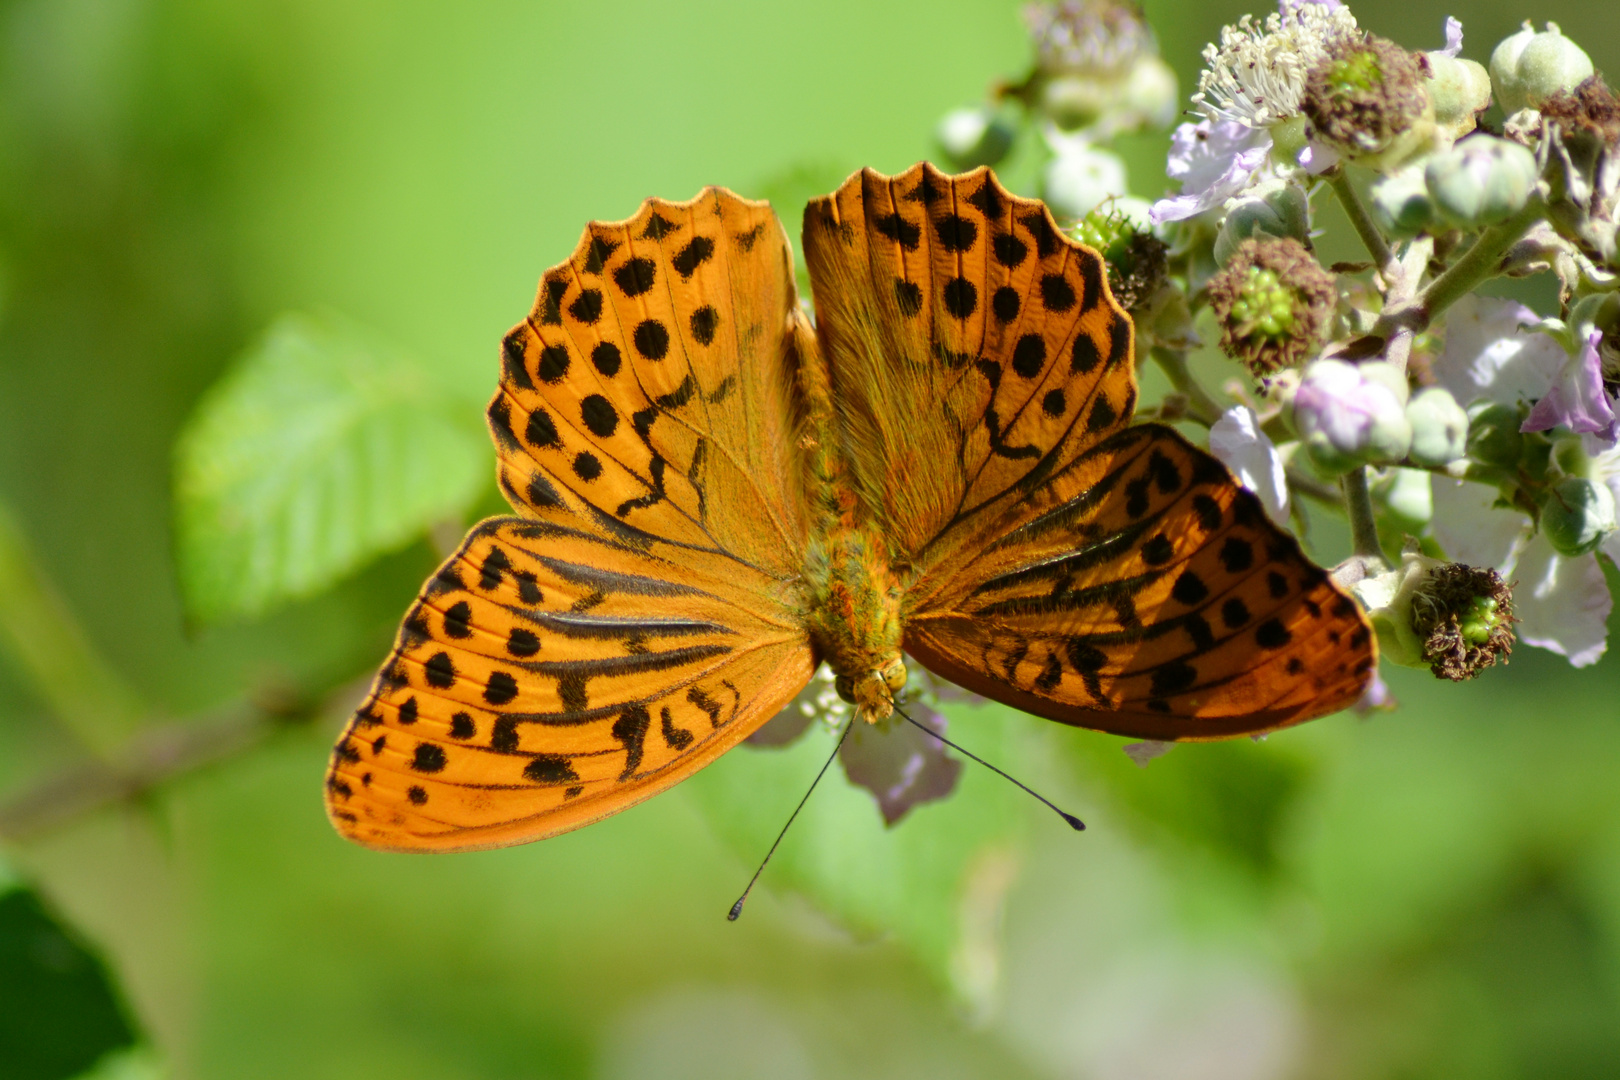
0;680;361;842
0;498;144;759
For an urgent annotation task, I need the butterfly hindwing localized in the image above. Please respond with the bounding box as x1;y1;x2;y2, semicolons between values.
903;425;1376;739
326;517;814;852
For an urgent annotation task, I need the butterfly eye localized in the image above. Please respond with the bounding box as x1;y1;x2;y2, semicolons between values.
880;658;908;694
833;674;857;703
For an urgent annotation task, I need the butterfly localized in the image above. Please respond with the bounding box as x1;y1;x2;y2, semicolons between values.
325;163;1376;853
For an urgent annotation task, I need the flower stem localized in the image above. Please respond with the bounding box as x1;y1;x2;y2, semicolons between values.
1329;170;1395;274
1149;346;1223;426
1340;467;1388;566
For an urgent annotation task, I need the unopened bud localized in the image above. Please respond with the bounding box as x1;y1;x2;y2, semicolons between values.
1426;54;1493;140
1214;183;1310;266
1424;135;1540;228
1540;475;1617;556
1293;359;1413;473
1367;165;1437;237
1406;386;1470;466
1041;143;1127;220
1490;22;1595;116
936;106;1016;170
1465;401;1527;469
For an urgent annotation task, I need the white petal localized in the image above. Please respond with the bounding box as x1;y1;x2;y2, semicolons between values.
1432;295;1566;407
1123;740;1173;767
1510;534;1612;667
1209;406;1290;525
1429;476;1530;571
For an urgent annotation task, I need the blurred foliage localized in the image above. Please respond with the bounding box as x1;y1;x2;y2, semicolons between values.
0;876;138;1080
0;1;1618;1079
173;313;487;624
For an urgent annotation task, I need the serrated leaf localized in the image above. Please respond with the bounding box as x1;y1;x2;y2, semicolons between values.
174;313;488;624
687;702;1030;996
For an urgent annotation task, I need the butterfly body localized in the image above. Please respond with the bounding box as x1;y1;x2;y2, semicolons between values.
325;163;1375;854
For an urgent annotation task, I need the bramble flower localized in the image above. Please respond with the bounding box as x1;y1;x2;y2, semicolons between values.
1431;474;1613;666
1022;0;1178;136
1149;119;1273;224
749;664;969;823
1430;294;1569;410
840;702;962;826
1522;329;1619;447
1041;136;1130;220
1209;405;1290;525
1302;33;1432;163
1151;0;1359;223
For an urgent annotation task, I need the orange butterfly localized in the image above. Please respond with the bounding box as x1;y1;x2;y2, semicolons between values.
325;163;1375;853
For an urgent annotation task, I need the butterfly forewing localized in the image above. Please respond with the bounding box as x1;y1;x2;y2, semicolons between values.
492;187;806;579
327;186;818;852
803;163;1137;571
802;163;1373;739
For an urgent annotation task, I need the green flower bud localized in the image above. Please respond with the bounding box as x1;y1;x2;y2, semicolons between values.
1366;165;1437;237
1120;55;1179;131
1374;467;1434;551
1490;22;1595;116
1406;386;1470;466
936;106;1016;170
1075;203;1168;312
1540;475;1617;556
1214;183;1310;266
1424;135;1540;228
1426;54;1494;141
1465;401;1526;469
1206;238;1337;376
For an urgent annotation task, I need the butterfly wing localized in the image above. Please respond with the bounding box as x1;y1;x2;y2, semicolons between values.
327;188;816;851
802;163;1374;739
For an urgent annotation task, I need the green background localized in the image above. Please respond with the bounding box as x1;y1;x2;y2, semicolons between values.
3;0;1620;1077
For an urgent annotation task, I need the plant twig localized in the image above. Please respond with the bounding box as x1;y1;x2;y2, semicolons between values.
1340;467;1388;566
1329;170;1396;275
1149;347;1223;426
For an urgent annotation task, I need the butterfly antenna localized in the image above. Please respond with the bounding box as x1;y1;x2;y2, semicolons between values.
728;718;853;922
893;701;1085;832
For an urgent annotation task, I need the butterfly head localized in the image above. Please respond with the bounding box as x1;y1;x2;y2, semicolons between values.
833;657;908;724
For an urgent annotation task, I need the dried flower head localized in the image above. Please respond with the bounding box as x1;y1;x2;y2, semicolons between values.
1538;74;1620;146
1206;237;1337;374
1303;34;1432;158
1411;563;1516;680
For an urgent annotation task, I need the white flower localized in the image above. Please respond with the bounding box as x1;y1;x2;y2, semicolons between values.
1209;405;1290;525
1430;294;1568;408
1150;119;1273;223
1430;476;1612;666
1192;0;1359;130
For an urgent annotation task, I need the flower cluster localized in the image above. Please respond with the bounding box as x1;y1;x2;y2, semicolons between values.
809;0;1618;818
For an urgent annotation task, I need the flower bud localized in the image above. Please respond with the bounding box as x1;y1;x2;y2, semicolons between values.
1465;401;1526;468
1303;34;1434;166
1426;54;1493;140
1293;359;1413;473
1540;475;1617;556
936;106;1016;170
1423;135;1540;228
1206;237;1337;376
1041;143;1128;220
1406;386;1470;466
1489;22;1595;116
1213;183;1310;266
1075;203;1168;311
1366;165;1437;237
1120;55;1179;131
1375;466;1434;537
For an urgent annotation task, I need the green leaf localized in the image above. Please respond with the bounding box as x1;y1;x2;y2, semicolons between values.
0;883;139;1080
174;313;489;624
687;702;1031;998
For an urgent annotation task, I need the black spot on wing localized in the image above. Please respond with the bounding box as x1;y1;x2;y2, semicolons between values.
874;213;921;250
671;236;714;278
